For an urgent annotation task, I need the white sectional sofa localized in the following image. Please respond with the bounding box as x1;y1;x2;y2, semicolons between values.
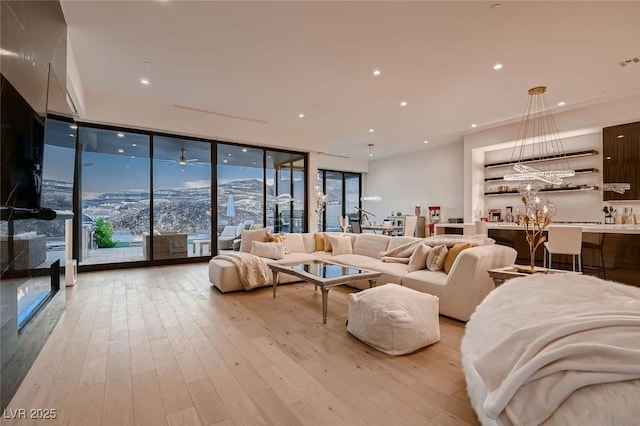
208;231;517;321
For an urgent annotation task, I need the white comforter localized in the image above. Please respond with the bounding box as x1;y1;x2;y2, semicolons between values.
461;273;640;426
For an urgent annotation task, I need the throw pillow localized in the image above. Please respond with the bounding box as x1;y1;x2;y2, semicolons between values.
239;228;269;253
328;235;353;255
408;244;432;272
314;232;325;251
323;232;334;252
426;244;448;272
443;243;472;274
267;233;290;254
250;241;285;260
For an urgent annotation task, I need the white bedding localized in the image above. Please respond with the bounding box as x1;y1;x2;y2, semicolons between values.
461;273;640;426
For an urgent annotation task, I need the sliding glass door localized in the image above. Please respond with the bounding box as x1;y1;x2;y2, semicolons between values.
153;136;211;258
317;170;362;231
78;127;150;265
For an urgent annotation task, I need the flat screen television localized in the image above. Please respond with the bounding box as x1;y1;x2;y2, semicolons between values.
1;73;45;212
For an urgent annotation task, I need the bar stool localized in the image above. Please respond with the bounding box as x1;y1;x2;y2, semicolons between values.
543;226;583;272
582;233;606;279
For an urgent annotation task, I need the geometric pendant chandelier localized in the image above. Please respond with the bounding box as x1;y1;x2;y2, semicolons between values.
504;86;575;184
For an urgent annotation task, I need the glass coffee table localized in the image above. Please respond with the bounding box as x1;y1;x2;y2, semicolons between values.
269;260;382;324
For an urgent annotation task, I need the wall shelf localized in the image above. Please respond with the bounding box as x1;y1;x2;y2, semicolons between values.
484;186;599;196
484;150;599;169
484;168;599;182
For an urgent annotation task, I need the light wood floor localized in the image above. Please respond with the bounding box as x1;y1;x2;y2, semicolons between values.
6;264;479;426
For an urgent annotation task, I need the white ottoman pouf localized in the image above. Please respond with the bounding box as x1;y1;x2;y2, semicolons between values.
347;283;440;355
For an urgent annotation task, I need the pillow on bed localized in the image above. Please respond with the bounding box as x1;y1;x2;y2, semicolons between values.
426;244;448;272
250;240;285;260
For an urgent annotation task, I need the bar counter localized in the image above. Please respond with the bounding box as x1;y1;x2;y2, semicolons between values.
434;222;640;287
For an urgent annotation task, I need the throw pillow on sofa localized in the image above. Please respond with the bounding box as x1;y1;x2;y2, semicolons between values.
314;233;325;251
250;240;286;260
327;235;353;255
426;244;448;272
408;244;432;272
240;228;269;253
443;242;472;273
267;233;290;254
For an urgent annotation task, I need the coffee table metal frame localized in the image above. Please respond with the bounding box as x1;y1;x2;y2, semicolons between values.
269;260;382;324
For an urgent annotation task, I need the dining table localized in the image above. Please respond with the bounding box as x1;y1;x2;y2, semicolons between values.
361;224;404;235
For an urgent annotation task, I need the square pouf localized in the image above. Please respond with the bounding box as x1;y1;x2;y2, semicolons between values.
347;283;440;355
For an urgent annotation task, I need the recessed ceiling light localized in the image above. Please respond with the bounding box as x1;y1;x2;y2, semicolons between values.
227;153;232;156
117;149;124;153
423;140;429;144
372;68;381;76
144;61;151;66
139;77;150;86
223;159;228;163
617;135;624;139
132;143;137;147
69;133;74;137
117;133;124;138
298;113;305;118
493;63;503;70
557;101;566;106
130;156;134;159
471;123;478;128
400;101;407;107
242;148;247;152
70;124;77;130
369;129;375;133
606;156;612;160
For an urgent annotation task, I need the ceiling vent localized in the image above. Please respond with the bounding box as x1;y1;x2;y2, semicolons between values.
618;56;640;67
173;104;268;124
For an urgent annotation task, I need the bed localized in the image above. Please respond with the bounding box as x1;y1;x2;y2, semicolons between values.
461;273;640;425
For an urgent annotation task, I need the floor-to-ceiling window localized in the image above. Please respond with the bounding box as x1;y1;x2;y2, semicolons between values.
268;151;306;234
317;170;362;231
217;144;264;251
153;136;211;258
78;127;150;265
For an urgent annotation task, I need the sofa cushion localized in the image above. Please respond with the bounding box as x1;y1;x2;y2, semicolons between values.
314;232;325;251
302;233;316;253
250;241;285;260
426;244;448;272
386;236;423;251
283;233;306;253
331;253;378;268
328;235;353;255
443;242;472;273
424;235;495;247
408;244;432;272
353;234;391;259
240;228;269;253
276;252;318;265
402;269;449;289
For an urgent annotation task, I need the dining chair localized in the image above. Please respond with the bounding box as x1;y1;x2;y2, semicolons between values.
350;219;362;233
403;215;418;237
543;226;583;271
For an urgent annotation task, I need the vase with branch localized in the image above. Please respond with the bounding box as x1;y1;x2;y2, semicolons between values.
519;183;556;272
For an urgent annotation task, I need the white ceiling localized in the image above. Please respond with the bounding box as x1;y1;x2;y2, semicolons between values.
61;1;640;160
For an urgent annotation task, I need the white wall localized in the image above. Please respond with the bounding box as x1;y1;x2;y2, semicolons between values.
361;142;464;223
464;94;640;222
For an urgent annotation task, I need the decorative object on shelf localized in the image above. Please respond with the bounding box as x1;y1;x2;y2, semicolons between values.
519;182;556;272
313;186;326;215
603;183;631;195
504;86;575;184
361;143;382;202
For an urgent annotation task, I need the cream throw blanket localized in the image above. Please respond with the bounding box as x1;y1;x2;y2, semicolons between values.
215;252;271;290
380;240;423;260
474;310;640;426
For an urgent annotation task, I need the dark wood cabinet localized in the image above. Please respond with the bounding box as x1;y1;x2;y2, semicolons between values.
603;121;640;201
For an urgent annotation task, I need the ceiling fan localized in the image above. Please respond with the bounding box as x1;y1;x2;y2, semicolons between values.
178;148;199;165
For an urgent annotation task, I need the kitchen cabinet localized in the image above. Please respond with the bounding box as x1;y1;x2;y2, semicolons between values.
603;121;640;201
